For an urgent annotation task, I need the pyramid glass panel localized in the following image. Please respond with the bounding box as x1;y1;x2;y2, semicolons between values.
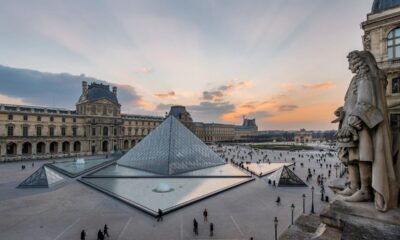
18;166;64;188
118;116;225;175
267;166;306;186
44;167;65;186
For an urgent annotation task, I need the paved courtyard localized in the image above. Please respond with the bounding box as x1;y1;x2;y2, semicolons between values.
0;145;342;240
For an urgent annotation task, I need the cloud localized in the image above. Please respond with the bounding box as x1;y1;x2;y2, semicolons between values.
302;82;336;90
202;91;223;101
201;80;253;101
154;91;176;99
0;65;143;112
278;104;298;112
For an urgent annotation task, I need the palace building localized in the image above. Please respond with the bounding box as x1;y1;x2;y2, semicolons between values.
362;0;400;132
0;82;257;162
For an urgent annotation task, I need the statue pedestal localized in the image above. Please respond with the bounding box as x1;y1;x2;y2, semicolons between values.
320;199;400;239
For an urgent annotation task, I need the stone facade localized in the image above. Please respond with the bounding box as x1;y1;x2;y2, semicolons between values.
0;82;163;162
361;3;400;132
294;129;312;143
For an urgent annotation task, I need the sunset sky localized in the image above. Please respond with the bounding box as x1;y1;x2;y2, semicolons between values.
0;0;374;130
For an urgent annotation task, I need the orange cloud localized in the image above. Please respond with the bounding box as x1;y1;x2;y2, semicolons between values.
302;82;336;90
154;91;176;99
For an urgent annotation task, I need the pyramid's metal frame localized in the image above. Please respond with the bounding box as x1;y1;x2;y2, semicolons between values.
118;116;226;175
18;165;65;188
267;165;307;186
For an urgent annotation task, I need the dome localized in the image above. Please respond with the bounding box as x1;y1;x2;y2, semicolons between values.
372;0;400;14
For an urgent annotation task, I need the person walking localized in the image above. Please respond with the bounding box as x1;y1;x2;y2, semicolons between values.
80;230;86;240
157;209;163;222
203;209;208;222
193;218;198;235
103;224;109;238
97;229;104;240
276;196;281;205
210;223;214;237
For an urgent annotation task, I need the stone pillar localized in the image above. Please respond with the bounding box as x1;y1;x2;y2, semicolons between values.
31;142;37;160
0;143;5;157
17;142;22;156
58;141;62;154
45;141;50;154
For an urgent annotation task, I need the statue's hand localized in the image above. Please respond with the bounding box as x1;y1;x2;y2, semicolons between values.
348;116;363;130
334;107;344;117
338;126;359;142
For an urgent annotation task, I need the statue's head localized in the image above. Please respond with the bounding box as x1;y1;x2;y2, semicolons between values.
347;50;380;74
347;50;387;86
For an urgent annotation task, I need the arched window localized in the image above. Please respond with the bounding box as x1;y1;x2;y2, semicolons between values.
387;28;400;59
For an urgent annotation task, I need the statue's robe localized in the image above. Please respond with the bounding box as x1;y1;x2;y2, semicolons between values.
343;69;398;211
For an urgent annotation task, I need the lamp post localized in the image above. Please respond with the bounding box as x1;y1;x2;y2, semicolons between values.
302;194;306;214
274;217;278;240
311;186;315;214
291;204;295;225
334;163;339;178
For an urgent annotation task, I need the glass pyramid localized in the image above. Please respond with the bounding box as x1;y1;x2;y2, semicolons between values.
267;166;307;186
118;116;226;175
18;166;65;188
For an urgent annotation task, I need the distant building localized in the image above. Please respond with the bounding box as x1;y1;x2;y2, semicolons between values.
294;129;312;143
361;0;400;131
168;106;258;143
0;81;163;162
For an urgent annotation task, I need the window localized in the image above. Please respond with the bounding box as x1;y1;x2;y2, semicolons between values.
390;114;400;130
50;116;54;122
62;117;66;123
37;126;42;137
73;117;76;123
103;106;107;115
113;127;117;136
92;128;96;136
61;127;66;137
8;114;13;120
103;127;108;136
37;116;41;121
7;126;14;136
72;127;77;137
387;28;400;59
49;127;54;137
393;78;400;94
23;115;28;121
23;126;28;137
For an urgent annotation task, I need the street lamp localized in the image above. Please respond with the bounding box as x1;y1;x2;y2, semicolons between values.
274;217;278;240
334;163;339;178
291;204;295;225
311;186;315;214
302;194;306;214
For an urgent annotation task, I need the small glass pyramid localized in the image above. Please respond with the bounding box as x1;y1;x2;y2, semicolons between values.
118;116;226;175
18;166;65;188
267;166;307;186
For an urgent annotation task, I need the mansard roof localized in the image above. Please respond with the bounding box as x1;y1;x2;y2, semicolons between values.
79;82;119;104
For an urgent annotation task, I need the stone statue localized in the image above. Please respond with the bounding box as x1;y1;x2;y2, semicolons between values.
333;50;399;212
